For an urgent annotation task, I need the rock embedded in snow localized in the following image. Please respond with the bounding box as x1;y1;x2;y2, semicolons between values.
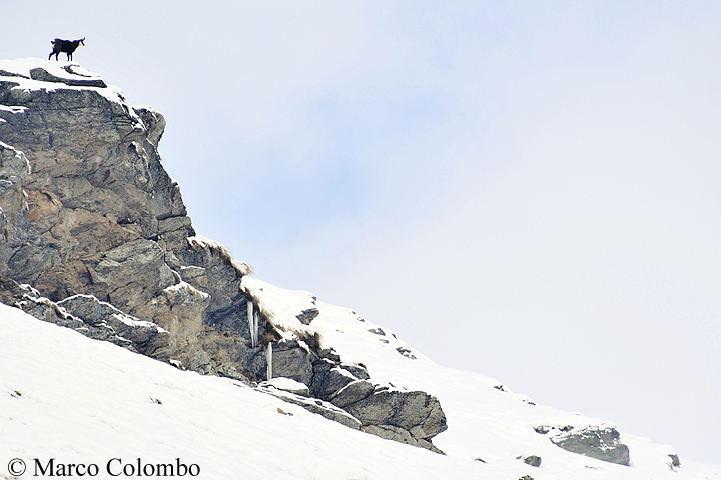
396;346;417;359
57;294;170;358
344;389;448;442
0;277;168;355
29;66;107;88
296;307;319;325
339;362;371;380
549;424;631;466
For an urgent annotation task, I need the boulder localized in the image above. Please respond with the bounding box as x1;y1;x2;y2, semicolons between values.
295;308;319;325
344;389;448;440
550;425;630;466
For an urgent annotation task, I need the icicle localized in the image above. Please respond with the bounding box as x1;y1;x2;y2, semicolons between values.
253;310;259;347
247;301;256;348
266;342;272;380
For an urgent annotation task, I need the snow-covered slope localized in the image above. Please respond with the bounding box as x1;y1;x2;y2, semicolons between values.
2;291;719;479
0;302;477;480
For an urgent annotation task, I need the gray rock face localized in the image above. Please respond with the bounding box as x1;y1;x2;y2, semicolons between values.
0;64;232;375
311;362;358;400
549;425;630;466
245;340;315;384
90;239;177;314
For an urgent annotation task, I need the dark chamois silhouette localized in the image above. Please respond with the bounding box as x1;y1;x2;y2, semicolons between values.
49;38;85;61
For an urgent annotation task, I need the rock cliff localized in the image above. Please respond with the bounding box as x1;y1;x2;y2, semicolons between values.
0;59;446;452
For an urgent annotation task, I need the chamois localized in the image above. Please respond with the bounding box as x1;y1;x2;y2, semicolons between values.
48;38;85;61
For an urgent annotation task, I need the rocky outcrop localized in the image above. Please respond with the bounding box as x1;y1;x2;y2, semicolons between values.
0;59;447;453
0;61;243;376
244;336;448;451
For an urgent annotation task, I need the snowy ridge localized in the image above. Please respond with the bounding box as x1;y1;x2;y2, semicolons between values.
0;58;146;132
0;59;109;93
237;278;721;479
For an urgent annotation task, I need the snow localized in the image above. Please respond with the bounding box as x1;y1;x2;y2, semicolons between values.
2;299;719;479
0;303;488;479
0;59;122;104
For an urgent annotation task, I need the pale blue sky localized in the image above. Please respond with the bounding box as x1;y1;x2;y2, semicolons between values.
2;1;720;465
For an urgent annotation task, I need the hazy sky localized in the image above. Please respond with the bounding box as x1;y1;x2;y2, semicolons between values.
2;1;720;465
